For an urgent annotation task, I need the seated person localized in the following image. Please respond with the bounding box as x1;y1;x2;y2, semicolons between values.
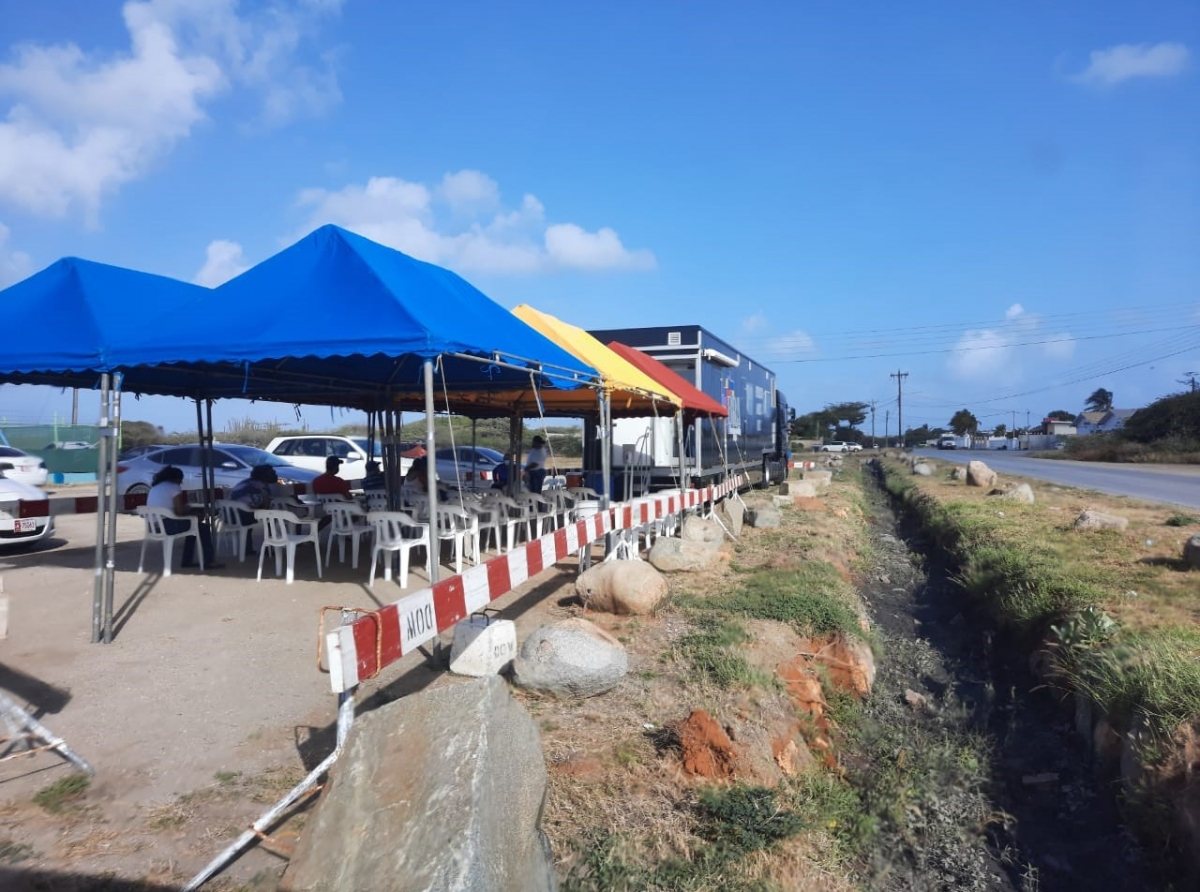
401;456;435;505
230;464;278;557
312;456;353;498
361;460;386;491
524;436;548;494
146;466;222;569
491;454;512;490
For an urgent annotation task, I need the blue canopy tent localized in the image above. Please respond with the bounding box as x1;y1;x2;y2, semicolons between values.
3;226;598;407
0;227;601;639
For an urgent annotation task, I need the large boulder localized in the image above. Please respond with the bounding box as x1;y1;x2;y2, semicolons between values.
281;676;554;892
912;462;933;476
1183;534;1200;569
747;503;782;528
1074;510;1129;532
512;618;627;698
648;536;722;572
997;483;1035;504
950;466;968;481
576;560;668;615
789;480;819;498
681;514;724;544
715;498;744;536
966;460;997;488
802;469;833;490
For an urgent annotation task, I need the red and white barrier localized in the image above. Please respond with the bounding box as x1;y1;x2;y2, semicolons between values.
324;478;741;693
10;484;314;519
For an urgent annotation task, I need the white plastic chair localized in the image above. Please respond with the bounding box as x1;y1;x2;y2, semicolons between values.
214;499;257;562
367;510;429;588
136;505;203;576
271;495;317;520
364;490;389;512
432;505;475;575
324;501;371;570
254;509;322;584
480;494;526;552
515;492;553;541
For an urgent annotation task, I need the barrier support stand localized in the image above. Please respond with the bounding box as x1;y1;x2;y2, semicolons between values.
0;691;93;775
183;688;357;891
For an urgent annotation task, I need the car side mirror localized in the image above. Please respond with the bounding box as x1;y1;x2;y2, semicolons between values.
220;461;239;470
343;454;363;462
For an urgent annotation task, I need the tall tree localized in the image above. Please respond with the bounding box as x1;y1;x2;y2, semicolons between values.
1084;388;1114;412
949;409;979;435
823;401;869;429
993;423;1007;438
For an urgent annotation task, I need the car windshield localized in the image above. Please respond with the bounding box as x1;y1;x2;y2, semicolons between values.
222;445;293;467
0;447;23;458
351;438;384;458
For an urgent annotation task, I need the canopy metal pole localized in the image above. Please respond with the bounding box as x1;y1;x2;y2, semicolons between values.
600;392;613;557
102;376;122;642
90;374;110;644
424;359;438;584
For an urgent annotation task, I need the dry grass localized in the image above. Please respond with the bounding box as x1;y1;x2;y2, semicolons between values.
902;462;1200;634
534;475;876;889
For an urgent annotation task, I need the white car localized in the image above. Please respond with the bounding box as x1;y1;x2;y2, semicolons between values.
0;446;49;486
0;474;55;548
265;435;423;480
817;441;850;453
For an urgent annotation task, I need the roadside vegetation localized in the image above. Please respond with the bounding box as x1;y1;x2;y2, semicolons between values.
876;454;1200;869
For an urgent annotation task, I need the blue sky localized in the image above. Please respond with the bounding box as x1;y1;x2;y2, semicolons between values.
1;0;1197;437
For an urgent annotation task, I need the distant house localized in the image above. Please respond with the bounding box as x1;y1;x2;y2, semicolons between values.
1043;417;1076;436
1073;408;1139;435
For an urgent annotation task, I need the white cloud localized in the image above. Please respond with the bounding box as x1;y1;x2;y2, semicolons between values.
946;306;1075;380
741;312;769;334
0;222;33;287
0;0;342;222
297;171;656;275
767;329;816;356
1073;42;1190;87
193;238;248;286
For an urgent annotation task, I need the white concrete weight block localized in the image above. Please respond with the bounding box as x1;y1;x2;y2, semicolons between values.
450;616;517;677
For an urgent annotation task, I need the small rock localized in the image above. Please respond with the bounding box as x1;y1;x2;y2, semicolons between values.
1074;509;1129;532
903;689;928;711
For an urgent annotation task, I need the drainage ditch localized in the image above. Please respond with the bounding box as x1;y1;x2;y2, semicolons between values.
848;467;1161;891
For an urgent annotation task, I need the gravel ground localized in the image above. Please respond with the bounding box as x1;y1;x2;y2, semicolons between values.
852;469;1162;892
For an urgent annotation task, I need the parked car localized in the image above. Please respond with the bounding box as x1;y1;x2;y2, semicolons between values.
116;444;319;496
817;441;850;453
0;446;48;487
265;435;424;480
0;474;54;548
434;446;505;491
118;444;167;461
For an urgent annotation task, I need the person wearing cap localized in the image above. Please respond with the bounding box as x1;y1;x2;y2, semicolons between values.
312;455;353;498
230;464;279;557
524;436;548;494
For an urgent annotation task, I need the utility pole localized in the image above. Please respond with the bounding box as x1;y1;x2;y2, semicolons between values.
890;369;908;446
869;400;877;447
884;410;890;446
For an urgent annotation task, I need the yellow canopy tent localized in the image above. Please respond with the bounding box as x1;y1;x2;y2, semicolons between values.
430;305;682;418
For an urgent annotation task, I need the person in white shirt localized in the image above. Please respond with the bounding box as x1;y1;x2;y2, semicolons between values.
524;436;548;494
146;466;221;569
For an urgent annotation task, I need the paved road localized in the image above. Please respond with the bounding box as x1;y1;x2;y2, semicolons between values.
910;449;1200;511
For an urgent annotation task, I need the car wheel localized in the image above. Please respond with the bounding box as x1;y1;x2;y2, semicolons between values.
126;483;150;496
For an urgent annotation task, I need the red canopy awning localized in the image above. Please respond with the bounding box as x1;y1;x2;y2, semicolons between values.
606;341;728;419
